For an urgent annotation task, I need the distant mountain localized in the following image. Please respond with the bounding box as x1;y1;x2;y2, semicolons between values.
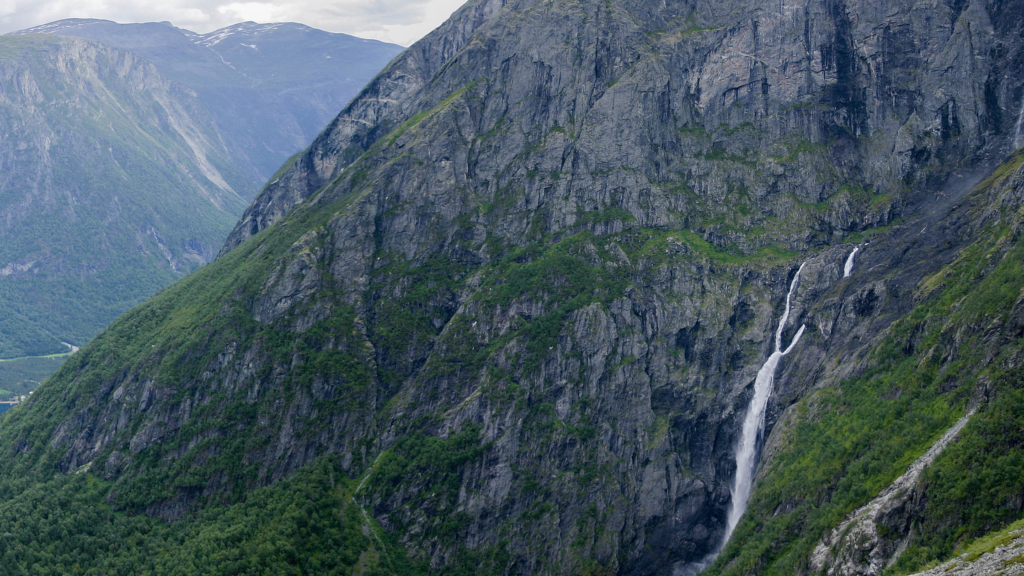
0;34;250;358
10;19;405;181
0;20;401;363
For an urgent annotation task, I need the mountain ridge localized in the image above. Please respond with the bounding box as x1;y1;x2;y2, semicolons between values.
9;18;405;182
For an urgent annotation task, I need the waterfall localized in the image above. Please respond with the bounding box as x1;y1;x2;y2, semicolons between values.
722;263;807;545
843;246;859;278
1014;93;1024;151
675;262;815;575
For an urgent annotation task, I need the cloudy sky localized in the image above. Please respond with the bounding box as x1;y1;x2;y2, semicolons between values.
0;0;468;46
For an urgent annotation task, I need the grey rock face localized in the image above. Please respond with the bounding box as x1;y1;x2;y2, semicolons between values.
8;0;1024;575
212;1;1024;569
223;0;1024;254
220;0;510;252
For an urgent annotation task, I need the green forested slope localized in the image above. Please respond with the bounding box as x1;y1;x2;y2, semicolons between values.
0;459;395;575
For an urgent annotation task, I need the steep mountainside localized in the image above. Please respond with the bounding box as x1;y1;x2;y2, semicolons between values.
2;0;1024;575
0;34;249;358
10;19;405;180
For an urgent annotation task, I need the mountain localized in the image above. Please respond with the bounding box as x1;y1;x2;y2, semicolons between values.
0;33;250;359
2;0;1024;575
10;19;405;181
0;20;401;370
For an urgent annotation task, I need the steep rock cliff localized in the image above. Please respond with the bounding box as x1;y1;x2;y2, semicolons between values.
2;0;1024;575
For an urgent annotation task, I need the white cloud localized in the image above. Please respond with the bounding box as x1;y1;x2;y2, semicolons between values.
353;0;466;44
0;0;18;18
0;0;468;46
216;2;279;23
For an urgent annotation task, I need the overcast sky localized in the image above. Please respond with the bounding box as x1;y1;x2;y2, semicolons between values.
0;0;468;46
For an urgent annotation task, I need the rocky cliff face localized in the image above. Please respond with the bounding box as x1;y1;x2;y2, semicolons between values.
2;0;1024;575
223;0;1024;253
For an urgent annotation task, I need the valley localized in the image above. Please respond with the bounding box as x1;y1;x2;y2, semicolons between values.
0;345;75;401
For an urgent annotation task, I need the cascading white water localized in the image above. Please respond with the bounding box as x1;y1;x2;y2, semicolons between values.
722;263;807;545
676;261;837;575
1014;94;1024;150
843;246;859;278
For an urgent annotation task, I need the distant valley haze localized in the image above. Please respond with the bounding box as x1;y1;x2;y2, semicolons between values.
0;13;410;394
0;0;469;46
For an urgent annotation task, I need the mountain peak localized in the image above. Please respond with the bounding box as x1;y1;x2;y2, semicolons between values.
193;21;279;47
6;18;116;36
